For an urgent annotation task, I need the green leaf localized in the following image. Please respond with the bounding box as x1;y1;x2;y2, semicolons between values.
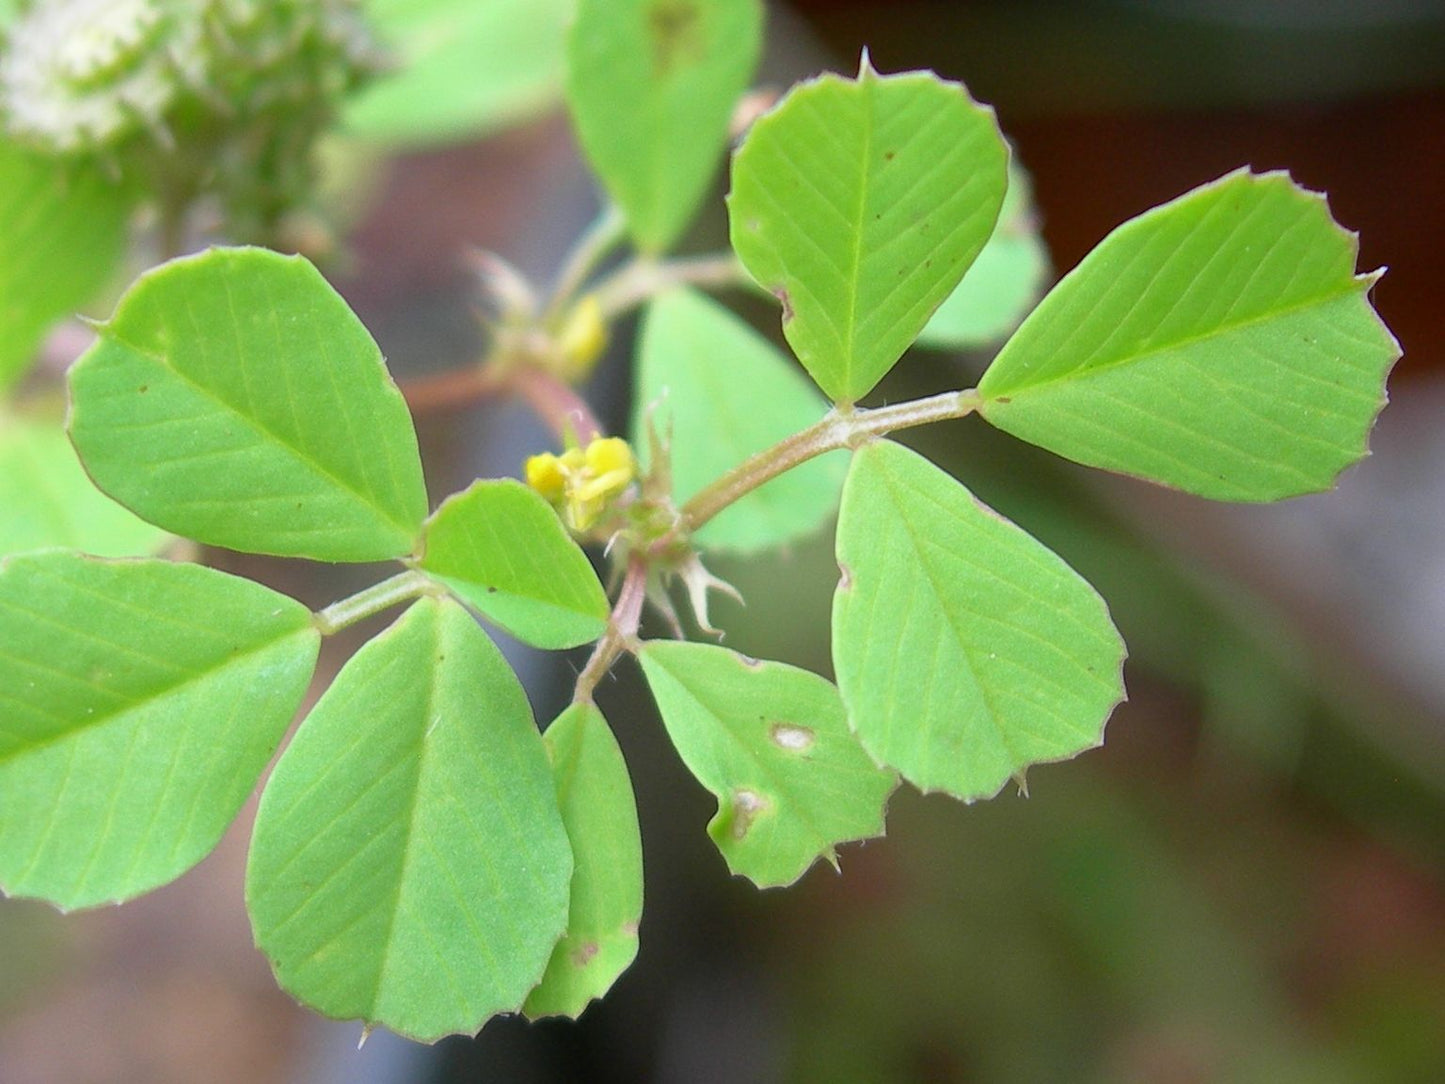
246;598;572;1041
68;247;428;562
917;164;1050;350
639;640;896;887
0;552;318;910
524;703;643;1019
633;288;845;552
0;140;130;390
832;440;1124;801
977;170;1400;501
728;58;1009;404
567;0;763;253
345;0;571;147
418;479;608;649
0;410;170;557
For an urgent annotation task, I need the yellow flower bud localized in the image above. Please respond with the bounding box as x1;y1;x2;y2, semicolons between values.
524;452;566;500
556;295;608;380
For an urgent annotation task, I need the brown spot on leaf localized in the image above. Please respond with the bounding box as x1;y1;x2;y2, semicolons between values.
137;385;148;393
838;562;853;591
647;0;702;77
769;722;815;753
772;286;794;323
729;788;768;839
884;150;896;161
571;941;600;967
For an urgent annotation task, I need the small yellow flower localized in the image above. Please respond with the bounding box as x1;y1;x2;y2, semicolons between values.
524;436;636;532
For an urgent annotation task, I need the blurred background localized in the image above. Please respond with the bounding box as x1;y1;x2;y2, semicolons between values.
3;0;1444;1080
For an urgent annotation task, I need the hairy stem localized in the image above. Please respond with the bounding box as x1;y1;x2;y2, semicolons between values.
398;365;508;414
593;252;746;319
574;556;648;705
314;571;439;636
547;204;628;320
679;388;981;533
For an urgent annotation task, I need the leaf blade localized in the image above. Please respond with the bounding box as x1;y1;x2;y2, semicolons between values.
524;703;643;1019
344;0;571;147
418;479;609;649
0;410;170;557
639;640;896;887
633;288;845;552
567;0;764;253
0;141;130;390
0;552;318;909
67;247;428;561
728;61;1009;403
832;441;1124;801
916;164;1050;350
977;170;1400;501
246;598;572;1042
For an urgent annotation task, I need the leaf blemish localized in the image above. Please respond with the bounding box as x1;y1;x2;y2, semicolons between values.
838;562;853;591
647;0;702;76
770;722;815;752
731;788;769;839
772;286;794;323
571;941;600;967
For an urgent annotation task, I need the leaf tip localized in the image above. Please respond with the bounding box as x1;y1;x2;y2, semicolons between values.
857;46;877;81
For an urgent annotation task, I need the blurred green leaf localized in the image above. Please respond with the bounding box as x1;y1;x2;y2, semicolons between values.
729;60;1008;403
567;0;763;252
346;0;572;147
633;288;844;552
68;247;428;562
419;479;608;649
248;598;571;1041
525;703;643;1019
978;170;1400;501
0;140;130;390
917;165;1049;350
640;640;896;886
832;440;1124;801
0;409;169;557
0;552;318;910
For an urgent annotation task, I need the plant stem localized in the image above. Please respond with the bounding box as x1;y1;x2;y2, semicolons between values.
509;364;605;444
593;252;746;319
679;388;981;533
314;571;438;636
574;555;648;705
547;204;628;320
399;364;508;414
